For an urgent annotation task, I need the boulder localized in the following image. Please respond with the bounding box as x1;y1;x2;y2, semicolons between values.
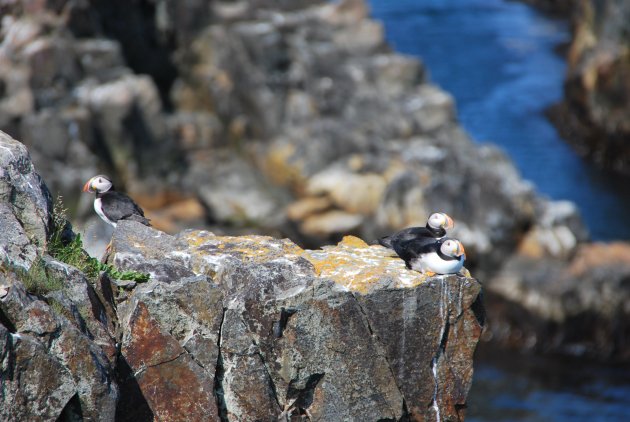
110;221;484;421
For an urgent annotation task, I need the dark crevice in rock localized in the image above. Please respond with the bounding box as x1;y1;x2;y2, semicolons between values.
455;403;467;421
89;0;178;109
114;353;154;422
253;347;282;410
438;319;451;354
471;291;486;327
141;351;185;372
287;372;324;412
0;308;17;334
213;308;228;422
44;326;64;352
273;307;298;338
56;393;83;422
2;332;16;382
353;297;374;336
398;399;411;422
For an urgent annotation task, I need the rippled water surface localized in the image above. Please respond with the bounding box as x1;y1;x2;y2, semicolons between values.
369;0;630;240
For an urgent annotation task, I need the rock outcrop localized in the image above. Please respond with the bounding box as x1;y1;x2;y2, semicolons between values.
110;222;483;421
1;131;484;420
550;0;630;172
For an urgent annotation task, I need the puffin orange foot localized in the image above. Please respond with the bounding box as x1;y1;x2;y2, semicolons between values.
425;271;437;277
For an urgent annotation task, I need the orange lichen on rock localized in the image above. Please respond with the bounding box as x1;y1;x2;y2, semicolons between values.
301;236;426;294
179;232;439;294
182;231;305;265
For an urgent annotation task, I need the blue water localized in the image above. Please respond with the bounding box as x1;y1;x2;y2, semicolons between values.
369;0;630;241
467;347;630;421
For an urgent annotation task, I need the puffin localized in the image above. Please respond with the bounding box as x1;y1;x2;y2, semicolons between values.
82;175;150;227
378;212;454;249
394;237;466;275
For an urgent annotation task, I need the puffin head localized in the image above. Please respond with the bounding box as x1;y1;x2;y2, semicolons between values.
440;238;466;259
427;212;455;231
82;175;113;194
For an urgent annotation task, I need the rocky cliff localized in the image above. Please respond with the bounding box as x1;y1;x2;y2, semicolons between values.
550;0;630;172
0;131;483;421
1;0;628;367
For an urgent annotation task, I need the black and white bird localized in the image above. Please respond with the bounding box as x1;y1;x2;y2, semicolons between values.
82;175;150;227
394;237;466;275
378;212;454;249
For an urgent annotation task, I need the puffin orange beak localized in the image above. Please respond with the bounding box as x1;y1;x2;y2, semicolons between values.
458;243;466;259
444;214;455;230
82;180;92;192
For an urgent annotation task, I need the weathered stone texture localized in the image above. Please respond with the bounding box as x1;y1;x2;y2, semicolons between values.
109;221;483;421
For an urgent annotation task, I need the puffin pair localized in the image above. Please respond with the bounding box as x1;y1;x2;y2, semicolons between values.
380;212;466;276
82;175;150;227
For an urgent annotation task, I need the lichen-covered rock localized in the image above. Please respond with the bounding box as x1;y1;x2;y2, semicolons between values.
0;322;77;422
0;131;52;269
110;221;484;421
0;271;118;421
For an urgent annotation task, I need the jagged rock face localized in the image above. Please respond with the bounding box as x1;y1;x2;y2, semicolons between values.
0;270;119;421
485;242;630;360
110;221;484;421
0;131;52;269
551;0;630;172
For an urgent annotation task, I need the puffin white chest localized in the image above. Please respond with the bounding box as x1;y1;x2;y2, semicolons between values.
411;252;464;275
94;198;117;227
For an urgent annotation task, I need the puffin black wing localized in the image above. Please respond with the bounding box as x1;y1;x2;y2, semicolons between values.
392;238;439;269
378;226;444;248
99;191;151;226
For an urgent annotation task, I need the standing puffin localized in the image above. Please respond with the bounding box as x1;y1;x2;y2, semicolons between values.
82;175;150;227
378;212;454;249
394;237;466;275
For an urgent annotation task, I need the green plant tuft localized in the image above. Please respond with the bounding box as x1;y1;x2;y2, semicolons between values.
47;196;150;284
14;258;65;296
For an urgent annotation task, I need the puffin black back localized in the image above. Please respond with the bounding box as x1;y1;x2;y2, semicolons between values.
99;191;150;226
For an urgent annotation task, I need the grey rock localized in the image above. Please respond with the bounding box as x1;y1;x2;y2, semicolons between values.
0;323;78;422
0;131;52;269
0;271;118;421
116;275;223;421
109;222;483;420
